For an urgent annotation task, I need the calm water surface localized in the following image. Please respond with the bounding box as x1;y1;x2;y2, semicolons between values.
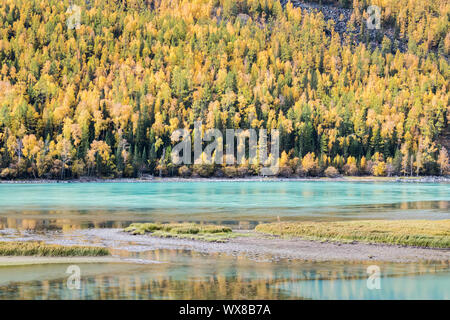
0;181;449;299
0;181;449;229
0;250;448;299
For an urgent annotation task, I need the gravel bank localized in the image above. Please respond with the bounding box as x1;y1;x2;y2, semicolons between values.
68;229;450;263
1;176;449;184
2;227;448;263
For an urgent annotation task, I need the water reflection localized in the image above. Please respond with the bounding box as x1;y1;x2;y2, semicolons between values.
0;182;449;299
0;199;448;232
277;273;450;300
0;250;448;300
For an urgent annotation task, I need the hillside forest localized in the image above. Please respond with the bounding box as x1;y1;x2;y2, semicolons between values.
0;0;448;179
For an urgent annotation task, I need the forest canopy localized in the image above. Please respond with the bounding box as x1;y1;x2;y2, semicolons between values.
0;0;448;179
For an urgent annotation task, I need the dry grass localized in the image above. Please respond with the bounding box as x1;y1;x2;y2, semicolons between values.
0;241;110;256
255;220;450;248
124;222;234;242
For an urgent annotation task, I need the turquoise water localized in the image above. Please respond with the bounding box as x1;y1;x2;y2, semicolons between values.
0;181;449;300
277;273;450;300
0;181;449;229
0;250;448;300
1;181;449;211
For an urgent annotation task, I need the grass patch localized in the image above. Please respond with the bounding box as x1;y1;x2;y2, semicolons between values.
255;220;450;248
0;241;110;257
124;223;235;242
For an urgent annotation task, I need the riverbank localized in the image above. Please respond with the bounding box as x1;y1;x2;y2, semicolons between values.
84;228;450;263
124;220;450;248
0;256;125;267
0;221;449;264
1;175;449;184
116;220;450;262
255;220;450;248
9;227;445;264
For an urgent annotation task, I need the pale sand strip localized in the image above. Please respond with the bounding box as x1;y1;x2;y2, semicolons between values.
0;256;125;267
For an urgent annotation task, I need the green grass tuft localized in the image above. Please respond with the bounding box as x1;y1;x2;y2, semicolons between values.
0;241;110;257
124;222;234;242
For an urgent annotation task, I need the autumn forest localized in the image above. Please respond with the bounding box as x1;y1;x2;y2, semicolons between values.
0;0;448;179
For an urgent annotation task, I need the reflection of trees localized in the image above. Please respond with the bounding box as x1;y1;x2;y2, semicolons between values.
0;200;449;232
0;215;255;232
1;274;290;300
0;249;447;300
0;216;138;231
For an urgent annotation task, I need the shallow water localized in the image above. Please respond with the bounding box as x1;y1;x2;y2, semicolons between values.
0;181;449;299
0;249;448;299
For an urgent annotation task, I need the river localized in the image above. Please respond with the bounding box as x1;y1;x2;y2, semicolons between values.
0;181;448;299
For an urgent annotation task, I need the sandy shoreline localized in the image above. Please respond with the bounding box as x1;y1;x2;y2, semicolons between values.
0;256;127;267
74;229;450;263
1;176;449;184
0;228;449;264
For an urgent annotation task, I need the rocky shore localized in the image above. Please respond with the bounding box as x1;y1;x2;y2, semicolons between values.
282;0;409;52
0;176;449;184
